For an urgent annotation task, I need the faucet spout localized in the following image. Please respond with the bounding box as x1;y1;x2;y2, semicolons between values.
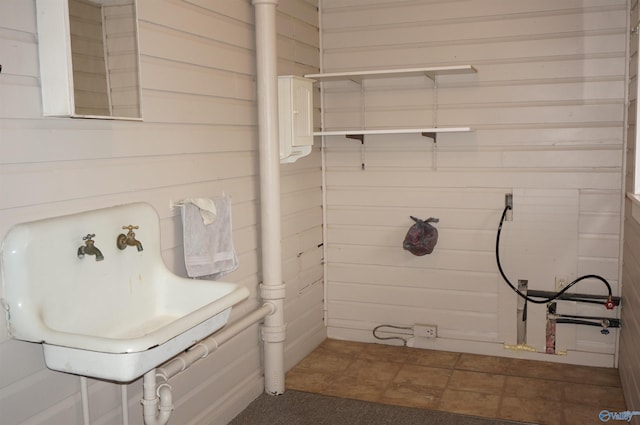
78;234;104;261
117;225;143;252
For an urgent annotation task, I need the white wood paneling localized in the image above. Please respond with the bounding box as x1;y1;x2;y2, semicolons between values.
622;201;640;417
321;0;625;368
499;189;579;351
620;0;640;419
0;0;322;424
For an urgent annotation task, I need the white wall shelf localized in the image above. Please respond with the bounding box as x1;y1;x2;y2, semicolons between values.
313;127;472;138
304;65;477;143
305;65;477;83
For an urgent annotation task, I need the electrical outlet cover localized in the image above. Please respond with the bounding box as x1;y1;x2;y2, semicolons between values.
413;323;437;339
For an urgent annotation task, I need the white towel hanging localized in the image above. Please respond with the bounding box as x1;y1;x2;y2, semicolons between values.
180;195;238;279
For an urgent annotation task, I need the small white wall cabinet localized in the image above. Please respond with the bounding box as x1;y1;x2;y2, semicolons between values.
278;75;315;163
304;65;477;141
35;0;142;119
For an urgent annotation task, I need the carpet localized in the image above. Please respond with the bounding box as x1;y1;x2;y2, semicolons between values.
228;390;535;425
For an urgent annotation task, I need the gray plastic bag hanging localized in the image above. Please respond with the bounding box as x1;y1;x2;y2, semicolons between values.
403;216;439;256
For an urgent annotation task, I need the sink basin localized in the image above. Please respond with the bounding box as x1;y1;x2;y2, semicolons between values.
1;202;249;382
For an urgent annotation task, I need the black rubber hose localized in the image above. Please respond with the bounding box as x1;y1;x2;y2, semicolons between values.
372;324;412;346
496;205;612;304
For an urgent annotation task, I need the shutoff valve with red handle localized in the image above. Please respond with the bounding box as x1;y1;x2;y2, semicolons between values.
604;296;616;310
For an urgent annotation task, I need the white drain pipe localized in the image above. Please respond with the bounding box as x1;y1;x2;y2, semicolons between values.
252;0;287;395
141;370;173;425
158;304;275;379
142;3;286;422
141;303;276;425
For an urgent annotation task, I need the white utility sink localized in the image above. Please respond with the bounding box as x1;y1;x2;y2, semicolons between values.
0;202;249;382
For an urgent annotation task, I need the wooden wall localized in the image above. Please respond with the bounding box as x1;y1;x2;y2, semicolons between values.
320;0;627;367
0;0;323;424
621;0;640;417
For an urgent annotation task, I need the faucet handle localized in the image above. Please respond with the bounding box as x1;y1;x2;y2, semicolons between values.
83;233;96;242
122;225;139;232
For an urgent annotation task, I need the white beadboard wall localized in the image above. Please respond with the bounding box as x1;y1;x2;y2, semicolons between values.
621;0;640;418
320;0;626;367
0;1;323;425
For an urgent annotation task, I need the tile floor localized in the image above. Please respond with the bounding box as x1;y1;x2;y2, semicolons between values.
285;339;627;425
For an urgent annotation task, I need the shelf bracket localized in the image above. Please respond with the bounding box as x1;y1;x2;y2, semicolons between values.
423;71;436;81
346;134;366;170
421;132;437;142
421;132;438;170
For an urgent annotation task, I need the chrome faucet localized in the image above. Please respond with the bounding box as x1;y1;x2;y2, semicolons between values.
78;234;104;261
117;225;143;252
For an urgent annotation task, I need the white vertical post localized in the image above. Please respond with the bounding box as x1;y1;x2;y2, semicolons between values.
252;0;286;395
